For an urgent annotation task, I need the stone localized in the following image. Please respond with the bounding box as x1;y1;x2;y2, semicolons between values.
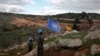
56;39;83;48
91;44;100;56
24;49;37;56
44;42;56;50
17;52;21;55
44;44;50;50
84;30;100;42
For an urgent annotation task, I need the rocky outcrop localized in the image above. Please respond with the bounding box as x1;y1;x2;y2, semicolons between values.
84;30;100;42
91;44;100;56
89;24;100;31
44;42;56;50
24;49;37;56
56;39;83;48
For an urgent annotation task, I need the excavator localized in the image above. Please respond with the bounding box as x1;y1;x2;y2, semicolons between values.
66;12;93;31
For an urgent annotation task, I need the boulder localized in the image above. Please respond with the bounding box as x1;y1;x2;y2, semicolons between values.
44;42;56;50
91;44;100;56
24;49;37;56
84;30;100;40
84;30;100;42
56;39;83;48
89;24;100;31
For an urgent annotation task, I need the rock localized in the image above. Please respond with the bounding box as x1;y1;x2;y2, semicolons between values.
24;49;37;56
89;24;100;31
44;44;50;50
44;42;56;50
91;44;100;56
56;39;83;48
63;31;72;35
17;52;21;55
84;30;100;42
8;45;20;50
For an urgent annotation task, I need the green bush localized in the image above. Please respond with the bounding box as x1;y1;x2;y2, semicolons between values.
3;24;15;31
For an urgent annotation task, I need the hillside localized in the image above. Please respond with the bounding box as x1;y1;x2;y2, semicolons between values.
0;12;100;56
0;12;100;22
51;13;100;19
0;12;100;36
0;12;100;46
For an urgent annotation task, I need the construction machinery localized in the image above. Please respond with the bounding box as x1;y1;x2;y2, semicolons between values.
65;12;93;31
66;25;73;32
72;12;93;31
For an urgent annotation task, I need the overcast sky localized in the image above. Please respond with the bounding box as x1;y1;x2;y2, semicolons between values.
0;0;100;15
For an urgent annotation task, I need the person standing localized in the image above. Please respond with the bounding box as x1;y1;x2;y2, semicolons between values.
28;36;33;52
37;28;44;56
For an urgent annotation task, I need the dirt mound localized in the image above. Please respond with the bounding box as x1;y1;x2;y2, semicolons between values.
9;17;47;27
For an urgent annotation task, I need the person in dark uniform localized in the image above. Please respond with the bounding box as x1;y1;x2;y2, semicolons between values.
37;28;44;56
28;36;33;52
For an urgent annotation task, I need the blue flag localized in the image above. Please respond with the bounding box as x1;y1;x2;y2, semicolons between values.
47;18;61;33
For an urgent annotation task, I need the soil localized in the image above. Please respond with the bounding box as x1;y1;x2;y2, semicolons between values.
43;45;90;56
9;17;100;31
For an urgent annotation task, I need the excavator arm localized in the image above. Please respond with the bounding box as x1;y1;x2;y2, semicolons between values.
72;12;93;30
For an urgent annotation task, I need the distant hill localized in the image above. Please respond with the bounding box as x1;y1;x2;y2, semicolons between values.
50;13;100;19
0;12;45;24
0;12;100;24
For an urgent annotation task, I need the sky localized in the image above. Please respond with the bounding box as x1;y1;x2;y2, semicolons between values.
0;0;100;15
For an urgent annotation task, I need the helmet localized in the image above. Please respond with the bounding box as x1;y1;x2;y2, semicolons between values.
28;37;33;42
